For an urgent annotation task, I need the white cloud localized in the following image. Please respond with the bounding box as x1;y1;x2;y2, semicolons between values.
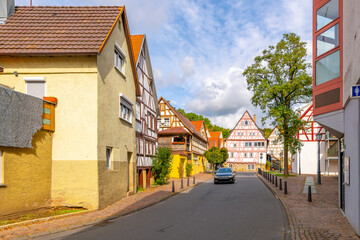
180;56;195;77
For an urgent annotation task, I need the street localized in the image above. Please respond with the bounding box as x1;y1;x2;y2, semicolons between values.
40;173;289;240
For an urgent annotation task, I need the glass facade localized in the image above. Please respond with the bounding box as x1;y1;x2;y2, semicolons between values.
316;0;339;30
317;24;339;56
315;50;340;85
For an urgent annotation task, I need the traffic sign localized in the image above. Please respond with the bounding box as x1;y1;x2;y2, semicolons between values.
351;85;360;98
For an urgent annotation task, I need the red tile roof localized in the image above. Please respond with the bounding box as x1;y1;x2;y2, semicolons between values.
158;127;189;135
208;139;218;148
209;131;221;138
130;35;144;64
190;120;203;133
0;6;123;55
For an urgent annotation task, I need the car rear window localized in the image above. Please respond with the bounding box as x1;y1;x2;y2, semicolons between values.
217;168;232;173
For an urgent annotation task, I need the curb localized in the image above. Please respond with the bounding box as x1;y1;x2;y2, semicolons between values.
1;175;213;239
257;174;292;240
0;209;94;231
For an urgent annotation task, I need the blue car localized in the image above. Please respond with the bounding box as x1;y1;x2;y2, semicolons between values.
214;167;235;184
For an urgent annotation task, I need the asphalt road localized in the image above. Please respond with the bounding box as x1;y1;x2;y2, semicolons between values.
41;173;289;240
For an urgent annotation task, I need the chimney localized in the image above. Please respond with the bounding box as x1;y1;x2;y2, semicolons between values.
0;0;15;24
253;114;256;123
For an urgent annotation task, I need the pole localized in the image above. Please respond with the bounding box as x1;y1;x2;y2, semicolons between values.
279;179;282;190
187;177;189;186
317;139;321;184
181;178;183;189
299;149;301;175
284;181;287;194
193;176;195;184
172;181;175;192
308;185;312;202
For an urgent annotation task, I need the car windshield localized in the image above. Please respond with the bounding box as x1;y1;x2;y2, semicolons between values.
217;168;232;173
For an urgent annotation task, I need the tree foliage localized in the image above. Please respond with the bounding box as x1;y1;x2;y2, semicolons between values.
262;128;273;138
177;108;230;138
204;147;228;173
152;147;173;185
243;33;312;175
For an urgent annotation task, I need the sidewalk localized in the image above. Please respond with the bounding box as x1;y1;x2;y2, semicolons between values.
258;172;359;240
0;173;213;240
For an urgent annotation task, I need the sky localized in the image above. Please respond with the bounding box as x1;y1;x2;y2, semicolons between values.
16;0;313;129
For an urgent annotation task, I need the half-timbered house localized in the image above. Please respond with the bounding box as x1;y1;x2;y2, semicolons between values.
225;111;267;171
291;102;326;174
131;35;160;189
190;121;209;174
157;97;208;178
208;131;225;149
267;126;283;170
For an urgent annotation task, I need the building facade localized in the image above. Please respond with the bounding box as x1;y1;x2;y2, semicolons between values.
131;35;160;190
0;5;140;210
208;131;225;149
157;97;208;178
225;111;267;171
266;126;283;170
291;103;326;174
312;0;360;234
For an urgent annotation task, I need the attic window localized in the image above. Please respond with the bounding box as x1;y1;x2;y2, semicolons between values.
114;43;126;75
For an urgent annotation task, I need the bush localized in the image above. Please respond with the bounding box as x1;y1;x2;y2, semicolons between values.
185;163;193;177
152;147;173;185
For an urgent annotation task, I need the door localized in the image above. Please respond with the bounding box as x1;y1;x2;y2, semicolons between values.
339;150;345;211
146;169;151;187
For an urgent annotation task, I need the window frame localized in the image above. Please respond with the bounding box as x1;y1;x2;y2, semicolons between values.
114;43;126;75
164;117;170;127
119;93;134;124
24;77;46;99
106;147;112;170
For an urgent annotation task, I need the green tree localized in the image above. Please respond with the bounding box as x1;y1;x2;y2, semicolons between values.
220;147;229;162
204;147;226;174
262;128;273;138
152;147;173;185
243;33;312;175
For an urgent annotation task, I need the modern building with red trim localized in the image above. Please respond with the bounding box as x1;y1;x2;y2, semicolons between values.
312;0;360;234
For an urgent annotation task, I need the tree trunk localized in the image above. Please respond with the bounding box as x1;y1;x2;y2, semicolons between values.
212;163;215;175
284;144;289;175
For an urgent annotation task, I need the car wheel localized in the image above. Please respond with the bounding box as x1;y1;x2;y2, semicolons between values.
214;180;217;184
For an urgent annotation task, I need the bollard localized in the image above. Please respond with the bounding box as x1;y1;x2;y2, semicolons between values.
269;174;272;182
272;175;275;184
172;181;175;192
181;178;183;189
275;176;278;187
279;179;282;190
187;177;189;186
308;185;312;202
193;176;195;184
284;181;288;194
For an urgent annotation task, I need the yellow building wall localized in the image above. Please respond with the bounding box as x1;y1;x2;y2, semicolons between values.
96;19;137;208
0;131;53;216
170;155;186;178
230;163;264;172
0;55;100;210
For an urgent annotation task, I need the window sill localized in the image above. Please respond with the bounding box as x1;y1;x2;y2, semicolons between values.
0;184;7;188
120;117;133;126
114;66;126;79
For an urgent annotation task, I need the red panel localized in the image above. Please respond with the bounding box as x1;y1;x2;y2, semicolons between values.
313;0;343;116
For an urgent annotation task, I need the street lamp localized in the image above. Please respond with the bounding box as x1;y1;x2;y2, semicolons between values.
316;132;322;184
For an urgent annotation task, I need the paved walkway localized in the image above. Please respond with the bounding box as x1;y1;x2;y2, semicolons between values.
0;173;213;240
303;176;316;194
258;172;359;240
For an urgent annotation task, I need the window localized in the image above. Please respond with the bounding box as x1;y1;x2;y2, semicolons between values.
114;43;126;74
237;132;240;136
262;142;265;147
146;142;148;155
230;152;234;158
164;117;170;127
248;164;254;170
316;0;339;31
317;24;339;56
24;77;45;99
245;142;248;147
234;143;237;147
244;153;247;158
250;153;253;157
249;142;252;147
140;140;144;155
106;147;112;170
245;121;248;126
254;142;257;147
316;50;340;85
120;94;133;123
0;150;3;184
135;102;140;121
241;132;244;136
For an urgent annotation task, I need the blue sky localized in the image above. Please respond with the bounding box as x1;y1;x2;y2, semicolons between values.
16;0;313;129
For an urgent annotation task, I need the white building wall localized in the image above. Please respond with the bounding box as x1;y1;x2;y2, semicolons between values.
292;141;326;174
